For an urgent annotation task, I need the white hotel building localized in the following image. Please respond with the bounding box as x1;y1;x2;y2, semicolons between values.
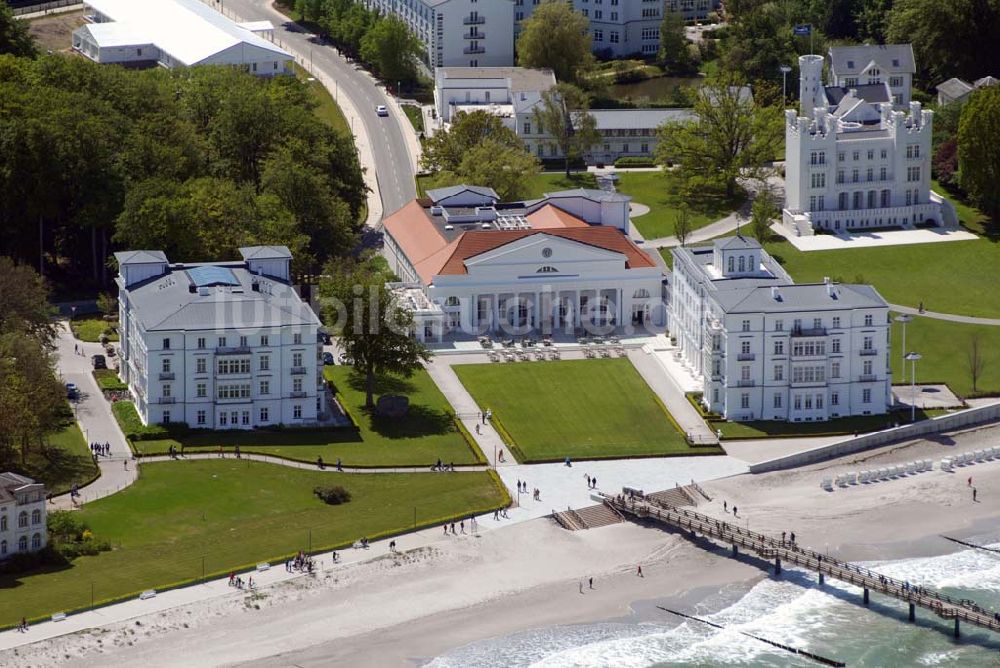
0;473;47;560
783;46;955;236
115;247;324;429
670;236;892;422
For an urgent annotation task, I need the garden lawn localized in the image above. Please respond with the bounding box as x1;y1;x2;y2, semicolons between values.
130;367;484;467
713;408;949;439
525;171;743;240
294;63;350;137
932;179;990;234
453;358;708;462
402;104;424;133
0;460;506;627
70;316;118;342
7;418;99;497
93;368;126;391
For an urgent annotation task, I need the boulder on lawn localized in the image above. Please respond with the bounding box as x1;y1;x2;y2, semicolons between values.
376;395;409;419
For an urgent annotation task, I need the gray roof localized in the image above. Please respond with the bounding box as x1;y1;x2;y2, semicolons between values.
426;184;499;204
936;78;973;99
714;235;760;251
115;250;168;265
123;262;318;332
828;44;915;75
715;283;888;314
975;76;999;88
543;188;631;203
436;66;556;93
825;83;890;106
239;245;291;260
589;108;693;130
0;472;37;503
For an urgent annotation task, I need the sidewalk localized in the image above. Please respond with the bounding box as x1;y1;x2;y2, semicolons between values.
54;322;137;510
627;346;717;444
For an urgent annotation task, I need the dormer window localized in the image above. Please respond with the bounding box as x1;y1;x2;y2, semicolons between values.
445;296;460;306
537;266;558;273
847;60;854;69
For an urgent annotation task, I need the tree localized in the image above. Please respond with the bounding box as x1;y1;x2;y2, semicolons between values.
455;140;540;201
320;258;430;408
533;84;601;177
958;86;1000;227
855;0;892;43
720;3;798;86
360;15;422;87
749;189;778;242
659;10;697;75
0;257;57;346
674;206;692;246
655;78;781;198
968;332;986;394
421;110;523;173
97;292;117;319
516;0;593;83
0;3;36;58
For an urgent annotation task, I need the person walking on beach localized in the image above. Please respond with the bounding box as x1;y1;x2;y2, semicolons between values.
637;565;643;578
589;577;594;589
579;581;583;594
585;474;591;488
973;487;978;502
723;501;727;512
591;476;597;490
968;476;972;487
460;521;465;534
732;506;738;517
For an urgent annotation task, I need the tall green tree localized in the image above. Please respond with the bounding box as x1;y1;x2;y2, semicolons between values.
958;86;1000;228
0;3;36;58
360;14;422;87
655;79;781;197
532;84;600;177
454;140;540;200
721;2;799;85
0;257;57;346
422;110;523;173
659;10;697;75
748;189;778;242
320;258;430;408
516;0;593;84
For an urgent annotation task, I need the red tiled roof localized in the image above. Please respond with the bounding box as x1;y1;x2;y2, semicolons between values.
524;204;590;229
382;201;448;277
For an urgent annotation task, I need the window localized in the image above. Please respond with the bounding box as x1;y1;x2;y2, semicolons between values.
162;384;171;398
196;357;207;374
832;316;841;329
864;314;873;326
728;257;734;272
794;395;802;410
867;167;873;182
810;172;826;188
0;540;5;555
741;340;751;354
196;382;207;398
218;337;226;347
260;355;270;371
293;352;303;367
293;404;302;419
813;318;822;330
831;362;840;378
242;411;250;426
851;168;859;182
832;338;841;353
863;389;872;403
18;536;27;552
162;337;170;350
775;319;783;331
907;166;921;182
867;150;874;161
197;410;206;425
293;333;302;345
774;340;784;355
774;393;783;408
831;392;839;406
197;337;206;349
220;413;227;426
890;76;903;88
31;509;40;525
816;394;824;410
261;335;269;346
863;360;873;375
741;366;751;381
293;378;303;393
863;335;874;351
523;121;531;134
162;358;171;373
742;320;750;332
260;380;270;395
0;515;5;531
740;393;750;409
260;407;269;423
839;192;848;209
774;364;784;381
18;511;28;528
162;410;171;423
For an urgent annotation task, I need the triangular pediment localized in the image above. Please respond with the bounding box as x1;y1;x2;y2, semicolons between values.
464;233;625;270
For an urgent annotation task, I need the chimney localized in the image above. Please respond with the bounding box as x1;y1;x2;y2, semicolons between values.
771;286;781;301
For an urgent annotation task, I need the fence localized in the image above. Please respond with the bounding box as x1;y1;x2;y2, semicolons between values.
12;0;82;16
749;402;1000;473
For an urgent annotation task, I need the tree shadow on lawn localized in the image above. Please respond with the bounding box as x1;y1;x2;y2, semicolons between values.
364;404;456;440
0;550;75;591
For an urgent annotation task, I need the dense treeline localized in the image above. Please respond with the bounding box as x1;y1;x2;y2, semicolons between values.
0;54;366;288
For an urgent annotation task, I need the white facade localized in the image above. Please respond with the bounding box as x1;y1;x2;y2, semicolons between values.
73;0;292;75
364;0;515;68
115;248;323;430
783;52;951;236
827;44;915;107
0;473;47;560
670;236;892;422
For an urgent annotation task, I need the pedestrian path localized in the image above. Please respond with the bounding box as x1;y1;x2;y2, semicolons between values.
889;304;1000;326
139;452;490;475
627;348;718;444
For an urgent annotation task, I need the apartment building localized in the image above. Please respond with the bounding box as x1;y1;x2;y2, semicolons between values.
0;473;47;560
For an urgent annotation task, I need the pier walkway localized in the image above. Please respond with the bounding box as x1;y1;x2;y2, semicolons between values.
606;493;1000;638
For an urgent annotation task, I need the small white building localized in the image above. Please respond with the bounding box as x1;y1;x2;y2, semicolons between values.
0;473;47;560
115;247;324;429
783;50;954;236
73;0;292;75
670;236;892;422
381;185;663;341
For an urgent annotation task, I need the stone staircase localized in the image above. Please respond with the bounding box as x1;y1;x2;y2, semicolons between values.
552;501;625;531
646;485;699;509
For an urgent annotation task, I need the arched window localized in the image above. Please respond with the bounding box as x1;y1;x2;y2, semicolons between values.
536;266;558;273
1;540;6;555
0;515;6;531
738;256;746;272
444;296;460;307
18;536;27;552
18;511;28;528
633;288;650;299
31;509;41;525
31;533;41;550
727;257;734;272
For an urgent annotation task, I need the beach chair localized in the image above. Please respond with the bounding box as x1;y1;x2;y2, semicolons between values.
906;462;917;474
878;468;889;480
975;449;986;462
925;459;934;471
940;458;953;472
550;349;561;361
859;470;871;483
846;472;858;485
821;477;833;491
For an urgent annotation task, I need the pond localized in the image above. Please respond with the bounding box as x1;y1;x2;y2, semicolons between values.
608;76;703;106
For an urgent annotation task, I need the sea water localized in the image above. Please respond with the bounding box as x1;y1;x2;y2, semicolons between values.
426;539;1000;667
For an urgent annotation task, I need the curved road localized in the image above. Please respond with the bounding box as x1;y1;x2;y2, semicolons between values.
222;0;417;220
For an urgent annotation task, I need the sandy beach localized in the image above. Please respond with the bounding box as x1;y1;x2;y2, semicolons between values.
6;424;1000;668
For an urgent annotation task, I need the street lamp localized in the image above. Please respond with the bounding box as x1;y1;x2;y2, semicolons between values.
779;65;792;106
905;352;922;423
894;314;912;383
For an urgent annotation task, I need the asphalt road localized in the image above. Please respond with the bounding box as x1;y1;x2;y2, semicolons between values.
222;0;417;219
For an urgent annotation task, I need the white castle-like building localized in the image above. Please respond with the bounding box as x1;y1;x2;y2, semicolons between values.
783;46;956;236
670;236;892;422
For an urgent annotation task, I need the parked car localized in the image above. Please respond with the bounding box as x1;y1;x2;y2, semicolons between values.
92;354;107;370
322;352;335;365
375;104;388;117
66;383;79;399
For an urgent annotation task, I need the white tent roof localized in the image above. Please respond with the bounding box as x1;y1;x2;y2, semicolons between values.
85;0;290;65
79;22;153;47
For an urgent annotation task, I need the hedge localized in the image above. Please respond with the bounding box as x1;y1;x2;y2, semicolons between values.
614;156;656;168
111;401;191;441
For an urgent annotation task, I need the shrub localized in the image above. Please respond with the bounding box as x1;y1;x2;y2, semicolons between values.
111;401;192;441
614;156;656;168
46;511;112;560
313;485;352;505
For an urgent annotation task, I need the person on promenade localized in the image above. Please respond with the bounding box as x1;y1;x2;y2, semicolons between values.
973;487;978;502
637;565;643;577
591;476;597;490
589;577;594;589
235;445;241;459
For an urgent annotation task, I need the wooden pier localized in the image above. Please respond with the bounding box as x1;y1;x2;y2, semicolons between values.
607;494;1000;638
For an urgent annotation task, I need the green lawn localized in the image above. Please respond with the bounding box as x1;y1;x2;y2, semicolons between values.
294;63;350;137
93;368;126;391
0;461;506;627
402;104;423;133
18;419;99;497
453;358;715;462
525;170;743;240
932;179;990;234
713;408;950;439
69;316;118;342
131;367;484;467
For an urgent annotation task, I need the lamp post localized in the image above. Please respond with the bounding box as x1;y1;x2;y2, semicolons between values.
895;314;912;383
905;352;921;423
779;65;792;106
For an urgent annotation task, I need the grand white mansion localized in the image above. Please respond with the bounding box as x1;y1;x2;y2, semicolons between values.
670;236;892;422
382;185;665;341
783;45;956;236
115;247;323;429
0;473;47;560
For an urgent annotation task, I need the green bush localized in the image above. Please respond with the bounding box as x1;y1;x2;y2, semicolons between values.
313;485;352;505
46;510;112;560
614;156;656;168
93;369;127;391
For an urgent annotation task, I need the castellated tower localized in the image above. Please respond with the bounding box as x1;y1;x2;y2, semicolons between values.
798;54;826;119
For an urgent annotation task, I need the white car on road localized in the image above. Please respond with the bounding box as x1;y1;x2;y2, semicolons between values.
375;105;388;117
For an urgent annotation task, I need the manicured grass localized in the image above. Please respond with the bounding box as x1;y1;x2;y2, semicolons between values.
0;460;506;627
402;104;424;133
931;179;990;234
2;412;98;497
763;236;1000;319
294;62;350;137
453;358;711;462
69;316;118;342
130;367;484;467
525;170;743;240
93;368;126;391
713;408;950;439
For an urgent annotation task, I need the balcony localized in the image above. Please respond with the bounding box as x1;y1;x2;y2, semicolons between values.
215;346;251;355
859;374;878;382
791;327;827;337
737;353;755;361
736;379;756;387
158;372;175;381
463;31;485;39
290;390;308;398
290;366;308;375
463;15;485;24
859;348;878;356
463;46;486;54
158;396;176;404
